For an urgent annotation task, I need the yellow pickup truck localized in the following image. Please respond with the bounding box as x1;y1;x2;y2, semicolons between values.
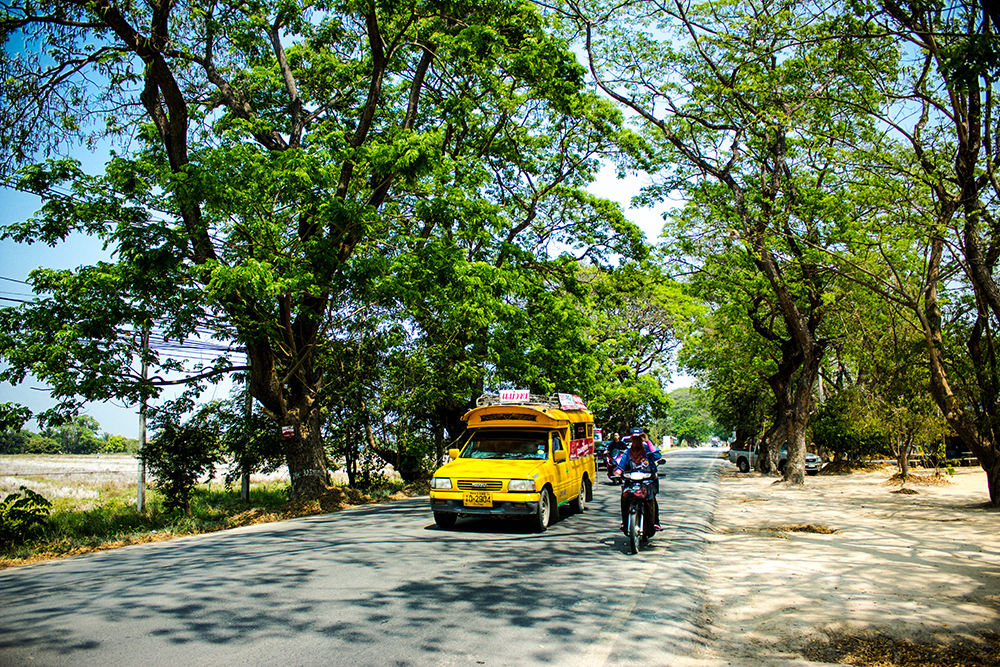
429;392;596;531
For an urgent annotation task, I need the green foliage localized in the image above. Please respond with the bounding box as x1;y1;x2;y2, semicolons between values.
0;0;640;500
0;403;31;432
40;415;102;454
663;388;715;446
143;402;225;515
811;390;892;461
0;486;52;545
678;305;774;445
0;418;138;455
0;430;59;454
579;262;701;433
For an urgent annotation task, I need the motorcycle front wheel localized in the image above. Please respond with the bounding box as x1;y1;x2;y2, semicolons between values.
627;502;641;554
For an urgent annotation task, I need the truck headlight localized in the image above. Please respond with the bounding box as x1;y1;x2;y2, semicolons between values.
431;477;452;490
507;479;536;492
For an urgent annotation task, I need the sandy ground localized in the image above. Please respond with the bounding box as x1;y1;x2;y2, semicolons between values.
684;460;1000;666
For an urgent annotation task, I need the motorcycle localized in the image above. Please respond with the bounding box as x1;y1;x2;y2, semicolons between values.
621;470;657;554
605;447;624;484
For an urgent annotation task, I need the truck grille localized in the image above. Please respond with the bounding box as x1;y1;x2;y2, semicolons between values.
457;480;504;491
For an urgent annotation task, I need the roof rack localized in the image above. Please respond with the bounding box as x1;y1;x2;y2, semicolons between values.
476;393;562;408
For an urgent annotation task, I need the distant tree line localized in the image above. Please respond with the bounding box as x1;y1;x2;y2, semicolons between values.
0;415;139;455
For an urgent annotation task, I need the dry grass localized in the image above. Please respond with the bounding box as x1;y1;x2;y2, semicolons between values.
1;455;428;570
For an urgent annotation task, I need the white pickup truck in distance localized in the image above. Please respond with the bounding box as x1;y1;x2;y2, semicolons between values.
728;443;822;475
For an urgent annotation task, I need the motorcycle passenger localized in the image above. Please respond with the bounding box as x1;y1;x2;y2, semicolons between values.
613;434;662;532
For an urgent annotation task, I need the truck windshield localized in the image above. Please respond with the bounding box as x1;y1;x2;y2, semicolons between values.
461;429;549;460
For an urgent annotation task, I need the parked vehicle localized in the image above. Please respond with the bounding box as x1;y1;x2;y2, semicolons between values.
594;439;607;467
621;470;657;554
728;443;822;475
429;392;596;532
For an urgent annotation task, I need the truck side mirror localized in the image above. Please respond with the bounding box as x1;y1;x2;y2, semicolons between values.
448;448;460;460
554;449;568;463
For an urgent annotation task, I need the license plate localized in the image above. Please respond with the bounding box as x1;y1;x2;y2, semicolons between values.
463;491;493;507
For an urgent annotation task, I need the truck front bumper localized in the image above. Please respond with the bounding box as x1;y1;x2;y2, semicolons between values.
429;497;539;517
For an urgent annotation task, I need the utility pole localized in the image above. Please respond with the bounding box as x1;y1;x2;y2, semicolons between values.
241;366;251;502
137;327;148;512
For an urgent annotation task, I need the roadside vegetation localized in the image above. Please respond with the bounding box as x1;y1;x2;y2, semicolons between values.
1;455;419;569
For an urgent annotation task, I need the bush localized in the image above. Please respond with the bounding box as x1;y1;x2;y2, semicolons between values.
143;402;224;516
811;393;892;461
0;486;52;545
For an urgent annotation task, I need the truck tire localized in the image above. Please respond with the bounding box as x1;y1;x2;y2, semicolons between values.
737;457;749;473
531;488;554;532
569;478;588;514
434;512;457;529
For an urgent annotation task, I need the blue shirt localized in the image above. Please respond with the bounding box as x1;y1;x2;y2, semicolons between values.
614;442;662;474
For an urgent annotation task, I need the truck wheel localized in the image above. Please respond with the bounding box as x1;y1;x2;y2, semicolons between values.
569;478;588;514
434;512;456;529
737;458;749;473
531;489;554;532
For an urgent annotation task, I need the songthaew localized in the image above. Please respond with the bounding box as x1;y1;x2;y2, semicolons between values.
429;391;596;532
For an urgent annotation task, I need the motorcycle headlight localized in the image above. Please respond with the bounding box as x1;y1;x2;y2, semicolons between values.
431;477;452;490
506;479;536;492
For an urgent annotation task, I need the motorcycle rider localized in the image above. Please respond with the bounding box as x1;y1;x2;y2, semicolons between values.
605;432;626;481
613;433;662;532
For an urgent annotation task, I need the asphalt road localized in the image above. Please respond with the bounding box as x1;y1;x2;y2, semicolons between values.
0;448;726;667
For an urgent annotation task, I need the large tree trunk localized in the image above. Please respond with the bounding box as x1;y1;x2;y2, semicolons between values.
896;438;912;478
284;409;328;500
247;338;329;500
783;349;823;485
757;420;785;475
757;336;802;476
988;460;1000;506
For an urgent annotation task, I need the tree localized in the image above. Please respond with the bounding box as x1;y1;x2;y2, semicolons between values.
679;311;773;452
571;0;899;483
1;0;620;499
42;415;101;453
810;0;1000;503
811;388;893;462
579;262;700;434
664;387;714;446
142;399;225;515
869;0;1000;504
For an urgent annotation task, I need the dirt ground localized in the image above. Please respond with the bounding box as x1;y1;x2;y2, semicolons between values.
684;460;1000;667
